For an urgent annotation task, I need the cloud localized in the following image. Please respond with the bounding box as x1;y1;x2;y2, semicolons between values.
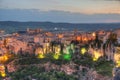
94;0;120;1
0;0;119;14
0;0;3;6
0;9;120;23
109;0;120;1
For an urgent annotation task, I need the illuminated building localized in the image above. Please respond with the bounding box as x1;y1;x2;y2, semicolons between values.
76;36;81;41
35;47;44;55
92;32;96;37
54;45;61;55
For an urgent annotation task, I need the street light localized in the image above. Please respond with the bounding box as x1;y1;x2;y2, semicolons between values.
63;54;71;60
93;50;102;61
0;65;6;77
53;54;60;60
1;72;6;77
81;48;87;55
37;54;45;59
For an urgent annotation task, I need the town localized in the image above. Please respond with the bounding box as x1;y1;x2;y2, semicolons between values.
0;28;120;80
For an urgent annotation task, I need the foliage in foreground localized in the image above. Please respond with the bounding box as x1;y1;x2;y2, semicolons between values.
11;52;114;78
9;66;77;80
95;59;113;77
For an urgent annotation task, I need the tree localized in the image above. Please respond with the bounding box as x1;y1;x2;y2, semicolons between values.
92;33;103;49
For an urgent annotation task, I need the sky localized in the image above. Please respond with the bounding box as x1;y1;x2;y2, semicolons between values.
0;0;120;23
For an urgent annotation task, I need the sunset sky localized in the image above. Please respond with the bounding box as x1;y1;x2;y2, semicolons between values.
0;0;120;23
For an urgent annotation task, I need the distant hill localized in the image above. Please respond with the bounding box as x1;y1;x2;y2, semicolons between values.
0;21;120;33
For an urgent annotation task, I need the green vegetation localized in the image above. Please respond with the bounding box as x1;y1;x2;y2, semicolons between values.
13;52;114;77
4;49;114;80
73;53;94;68
14;53;71;65
9;65;77;80
95;60;113;77
73;53;114;77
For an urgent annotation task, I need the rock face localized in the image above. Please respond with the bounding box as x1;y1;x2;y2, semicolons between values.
60;64;76;75
77;67;112;80
7;60;18;72
7;64;17;73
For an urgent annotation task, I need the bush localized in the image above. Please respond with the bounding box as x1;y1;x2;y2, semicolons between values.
9;65;77;80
